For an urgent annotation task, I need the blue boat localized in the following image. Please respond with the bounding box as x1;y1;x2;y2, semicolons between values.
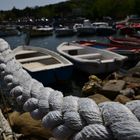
13;45;73;85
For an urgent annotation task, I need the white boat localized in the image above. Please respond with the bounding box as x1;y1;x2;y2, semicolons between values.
92;22;116;36
30;26;53;37
75;19;96;36
13;45;73;85
57;42;127;74
55;26;75;37
0;26;20;37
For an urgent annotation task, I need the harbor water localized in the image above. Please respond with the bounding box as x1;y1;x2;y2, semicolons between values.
3;33;109;50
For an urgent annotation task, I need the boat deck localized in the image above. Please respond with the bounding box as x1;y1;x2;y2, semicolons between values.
60;43;117;63
18;55;52;63
15;49;65;72
15;50;37;55
62;44;83;51
22;61;64;72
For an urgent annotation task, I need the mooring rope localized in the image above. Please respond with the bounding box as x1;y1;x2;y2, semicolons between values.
0;38;140;140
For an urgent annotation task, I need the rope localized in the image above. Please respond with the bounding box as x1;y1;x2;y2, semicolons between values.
0;38;140;140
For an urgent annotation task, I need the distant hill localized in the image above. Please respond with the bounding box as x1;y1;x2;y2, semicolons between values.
0;0;140;21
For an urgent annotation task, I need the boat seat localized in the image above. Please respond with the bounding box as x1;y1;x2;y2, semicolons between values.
15;50;37;55
23;62;64;72
17;55;52;63
101;59;114;63
74;53;102;59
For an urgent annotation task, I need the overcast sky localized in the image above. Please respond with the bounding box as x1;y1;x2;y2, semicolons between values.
0;0;67;11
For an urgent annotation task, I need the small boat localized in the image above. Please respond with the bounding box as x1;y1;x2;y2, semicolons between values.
115;15;140;35
130;33;140;39
109;36;140;43
130;23;140;31
75;19;96;36
57;42;127;74
0;26;20;37
30;26;53;37
108;36;140;47
118;26;135;35
76;40;140;61
55;26;75;37
92;22;116;36
13;45;73;85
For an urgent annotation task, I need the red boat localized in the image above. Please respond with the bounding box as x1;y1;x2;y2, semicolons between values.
119;26;135;35
108;36;140;47
130;23;140;31
76;40;140;61
130;33;140;39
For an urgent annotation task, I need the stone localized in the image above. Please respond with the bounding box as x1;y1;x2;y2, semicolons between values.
89;75;102;84
114;95;131;104
120;88;135;98
102;80;125;92
82;75;102;95
101;80;126;99
49;137;57;140
134;95;140;100
132;72;140;78
123;76;140;83
89;94;110;104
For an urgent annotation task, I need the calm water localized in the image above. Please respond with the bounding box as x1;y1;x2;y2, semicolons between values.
3;33;109;50
2;34;109;96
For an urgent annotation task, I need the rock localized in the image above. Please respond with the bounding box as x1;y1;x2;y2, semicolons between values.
127;83;140;89
132;72;140;78
127;65;140;75
126;83;140;95
101;80;126;99
103;80;125;92
89;75;102;84
136;61;140;67
82;75;102;95
89;94;110;104
114;95;131;104
104;72;125;81
9;111;52;139
134;95;140;100
123;76;140;83
49;137;57;140
120;88;135;98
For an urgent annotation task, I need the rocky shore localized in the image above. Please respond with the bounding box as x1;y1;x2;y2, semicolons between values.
83;61;140;104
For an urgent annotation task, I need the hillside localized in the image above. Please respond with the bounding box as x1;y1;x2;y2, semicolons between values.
0;0;140;21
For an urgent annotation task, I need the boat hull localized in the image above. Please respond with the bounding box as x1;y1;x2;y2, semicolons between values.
65;57;122;74
55;29;75;37
30;29;53;37
77;27;96;36
26;65;73;86
96;28;116;36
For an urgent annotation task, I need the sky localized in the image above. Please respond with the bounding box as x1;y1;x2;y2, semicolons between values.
0;0;67;11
